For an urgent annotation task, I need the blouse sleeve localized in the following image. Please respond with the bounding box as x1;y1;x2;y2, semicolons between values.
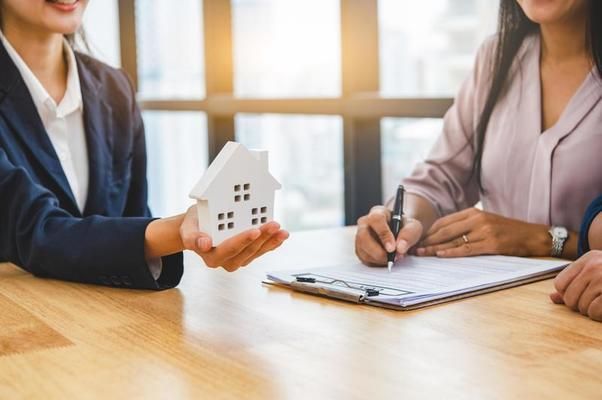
402;37;495;217
579;196;602;256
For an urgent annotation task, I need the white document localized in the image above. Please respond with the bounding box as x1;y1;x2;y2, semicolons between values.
266;256;569;309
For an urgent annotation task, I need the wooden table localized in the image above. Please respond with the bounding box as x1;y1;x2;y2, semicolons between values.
0;227;600;399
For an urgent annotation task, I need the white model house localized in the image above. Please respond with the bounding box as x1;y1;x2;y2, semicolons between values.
189;141;281;246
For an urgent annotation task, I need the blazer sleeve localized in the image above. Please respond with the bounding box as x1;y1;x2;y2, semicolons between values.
119;69;183;285
0;147;183;289
401;38;495;217
579;196;602;256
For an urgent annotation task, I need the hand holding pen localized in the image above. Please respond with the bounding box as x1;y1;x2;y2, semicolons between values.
355;187;424;269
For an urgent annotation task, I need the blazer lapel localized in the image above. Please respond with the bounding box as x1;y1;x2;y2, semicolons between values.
77;55;114;216
0;41;79;212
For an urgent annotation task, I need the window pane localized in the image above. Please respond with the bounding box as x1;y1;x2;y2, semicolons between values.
83;0;120;67
232;0;341;98
236;114;344;231
144;112;208;217
381;118;443;201
136;0;205;98
379;0;497;97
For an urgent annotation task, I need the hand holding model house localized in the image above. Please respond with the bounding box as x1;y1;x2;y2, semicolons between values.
190;141;282;245
181;142;289;271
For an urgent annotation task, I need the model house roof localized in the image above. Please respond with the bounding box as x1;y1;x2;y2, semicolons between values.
189;141;281;200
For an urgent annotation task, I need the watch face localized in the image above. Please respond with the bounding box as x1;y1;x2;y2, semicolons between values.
553;227;568;239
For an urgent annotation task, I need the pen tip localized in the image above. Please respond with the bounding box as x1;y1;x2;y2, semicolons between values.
387;261;393;272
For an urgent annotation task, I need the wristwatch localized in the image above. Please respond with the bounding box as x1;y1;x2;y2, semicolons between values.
548;226;568;257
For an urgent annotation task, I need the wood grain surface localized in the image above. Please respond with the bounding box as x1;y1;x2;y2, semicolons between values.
0;227;600;400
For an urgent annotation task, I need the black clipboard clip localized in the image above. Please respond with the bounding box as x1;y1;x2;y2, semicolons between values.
291;275;388;303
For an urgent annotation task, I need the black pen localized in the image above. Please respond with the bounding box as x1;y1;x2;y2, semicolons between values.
387;185;405;272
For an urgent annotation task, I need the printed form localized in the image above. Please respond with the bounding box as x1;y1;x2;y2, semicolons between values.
267;256;569;309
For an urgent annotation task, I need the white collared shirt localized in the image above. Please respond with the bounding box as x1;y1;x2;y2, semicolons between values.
0;30;88;213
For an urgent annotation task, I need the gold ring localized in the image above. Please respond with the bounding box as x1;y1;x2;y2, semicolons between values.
462;234;469;244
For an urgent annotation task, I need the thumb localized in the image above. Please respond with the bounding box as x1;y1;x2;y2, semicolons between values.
180;210;213;252
195;233;213;253
550;291;564;305
182;229;213;253
396;218;423;255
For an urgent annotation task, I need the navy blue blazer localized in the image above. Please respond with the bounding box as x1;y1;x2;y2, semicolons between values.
579;196;602;256
0;41;183;289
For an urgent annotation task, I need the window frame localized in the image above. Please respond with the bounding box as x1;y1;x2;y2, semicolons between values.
118;0;453;225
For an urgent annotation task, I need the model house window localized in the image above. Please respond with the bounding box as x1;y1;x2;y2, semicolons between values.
251;205;269;225
218;211;236;231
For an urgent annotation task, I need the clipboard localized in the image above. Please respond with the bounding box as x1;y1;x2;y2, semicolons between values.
263;272;560;310
264;256;569;311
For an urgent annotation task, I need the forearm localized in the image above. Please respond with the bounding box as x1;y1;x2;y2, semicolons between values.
144;214;186;259
402;193;439;236
524;223;578;260
588;213;602;250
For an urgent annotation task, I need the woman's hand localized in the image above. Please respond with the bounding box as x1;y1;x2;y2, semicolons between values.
355;205;423;267
416;208;553;258
550;250;602;322
180;206;289;272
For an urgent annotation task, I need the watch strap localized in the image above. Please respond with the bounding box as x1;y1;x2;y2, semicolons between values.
549;227;568;257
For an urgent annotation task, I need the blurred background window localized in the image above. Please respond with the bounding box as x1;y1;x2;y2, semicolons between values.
231;0;341;98
135;0;205;99
144;112;208;217
379;0;497;97
106;1;501;230
82;0;121;67
380;118;443;201
236;114;345;230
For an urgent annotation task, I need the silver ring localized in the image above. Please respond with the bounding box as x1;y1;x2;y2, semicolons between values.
462;234;469;244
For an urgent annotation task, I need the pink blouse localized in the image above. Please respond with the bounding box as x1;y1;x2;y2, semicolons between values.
403;33;602;233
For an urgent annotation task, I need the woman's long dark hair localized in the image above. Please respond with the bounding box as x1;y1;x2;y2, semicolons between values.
472;0;602;190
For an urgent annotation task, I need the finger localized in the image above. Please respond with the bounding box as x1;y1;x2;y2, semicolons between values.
356;246;386;268
422;218;474;247
241;230;290;266
186;233;212;253
197;236;213;252
578;275;602;315
355;225;388;265
358;243;387;266
180;212;213;252
205;229;262;266
367;210;396;253
416;238;464;257
220;262;241;273
562;271;592;311
395;218;423;255
587;295;602;322
228;227;285;267
418;230;484;257
554;257;588;294
355;234;387;267
549;291;564;304
426;208;476;236
227;222;281;265
434;239;487;258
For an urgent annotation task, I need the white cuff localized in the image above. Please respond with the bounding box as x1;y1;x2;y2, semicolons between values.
147;257;163;280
